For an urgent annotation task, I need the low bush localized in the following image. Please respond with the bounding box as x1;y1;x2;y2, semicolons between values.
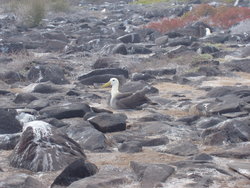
7;0;70;28
50;0;70;12
210;6;250;29
145;4;250;32
10;0;46;27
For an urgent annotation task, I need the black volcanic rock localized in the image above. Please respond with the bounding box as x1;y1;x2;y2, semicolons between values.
118;33;140;43
27;99;49;110
79;74;125;85
40;103;91;119
78;68;129;80
227;59;250;73
67;166;134;188
0;109;22;134
65;121;108;151
142;68;176;76
130;161;175;188
0;175;45;188
88;113;127;133
9;121;86;172
27;64;69;84
0;71;25;84
0;133;20;150
168;36;195;46
51;159;98;187
201;119;250;145
92;57;120;69
13;93;38;104
112;43;128;55
33;83;59;93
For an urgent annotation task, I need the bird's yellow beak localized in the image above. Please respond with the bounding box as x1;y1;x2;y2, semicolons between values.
101;81;111;88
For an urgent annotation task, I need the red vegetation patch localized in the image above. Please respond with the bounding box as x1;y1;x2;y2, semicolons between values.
145;4;250;33
210;6;250;29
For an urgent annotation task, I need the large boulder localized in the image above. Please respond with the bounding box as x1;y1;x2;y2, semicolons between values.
40;103;91;119
130;161;175;188
65;120;108;151
27;64;69;84
51;159;98;187
0;175;45;188
9;121;86;172
13;93;38;104
201;119;250;145
0;133;20;150
0;109;22;134
68;166;135;188
0;71;25;84
92;57;120;69
88;113;127;133
227;59;250;73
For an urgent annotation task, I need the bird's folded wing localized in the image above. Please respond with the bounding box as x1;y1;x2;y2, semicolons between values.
116;92;149;109
115;92;133;100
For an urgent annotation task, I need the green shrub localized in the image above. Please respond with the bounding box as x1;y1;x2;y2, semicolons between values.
27;0;46;27
10;0;46;27
50;0;70;12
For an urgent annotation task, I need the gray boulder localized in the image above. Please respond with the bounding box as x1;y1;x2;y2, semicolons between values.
0;71;25;84
27;64;69;85
10;121;86;172
13;93;38;104
89;113;127;133
130;161;174;188
202;119;250;145
0;109;22;134
68;166;135;188
65;121;108;151
51;159;98;187
0;175;45;188
0;133;20;150
40;103;91;119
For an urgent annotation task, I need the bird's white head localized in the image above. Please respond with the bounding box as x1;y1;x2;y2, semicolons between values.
109;78;119;86
101;77;119;88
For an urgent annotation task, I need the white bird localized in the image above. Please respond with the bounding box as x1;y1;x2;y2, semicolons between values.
102;78;155;109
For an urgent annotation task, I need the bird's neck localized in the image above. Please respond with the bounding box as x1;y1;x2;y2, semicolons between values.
111;85;120;97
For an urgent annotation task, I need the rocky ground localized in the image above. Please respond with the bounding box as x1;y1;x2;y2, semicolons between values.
0;0;250;187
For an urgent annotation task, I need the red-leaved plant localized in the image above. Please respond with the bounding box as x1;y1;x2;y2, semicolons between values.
145;4;250;33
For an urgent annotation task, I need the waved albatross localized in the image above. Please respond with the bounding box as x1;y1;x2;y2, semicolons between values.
102;78;154;109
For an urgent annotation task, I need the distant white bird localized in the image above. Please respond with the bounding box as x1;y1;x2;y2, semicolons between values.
234;0;240;6
205;28;212;36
